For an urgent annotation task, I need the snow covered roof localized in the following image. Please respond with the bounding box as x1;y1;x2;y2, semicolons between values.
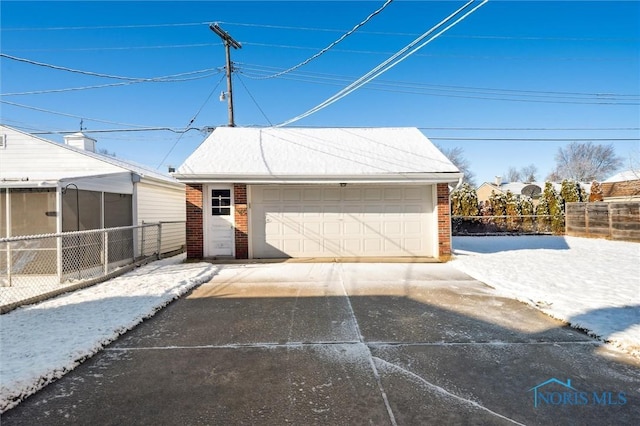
0;125;181;187
603;170;640;183
175;127;462;183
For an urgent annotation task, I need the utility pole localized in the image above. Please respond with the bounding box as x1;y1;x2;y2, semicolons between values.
209;23;242;127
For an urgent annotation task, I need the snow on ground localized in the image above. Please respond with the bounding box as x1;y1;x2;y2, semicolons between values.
451;235;640;357
1;236;638;414
0;254;218;413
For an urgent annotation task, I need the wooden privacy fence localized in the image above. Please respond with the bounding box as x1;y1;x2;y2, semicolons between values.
565;202;640;242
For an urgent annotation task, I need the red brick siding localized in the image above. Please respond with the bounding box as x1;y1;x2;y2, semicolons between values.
234;183;249;259
186;184;203;259
436;183;452;261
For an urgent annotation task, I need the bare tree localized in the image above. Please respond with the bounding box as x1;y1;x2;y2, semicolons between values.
520;164;538;182
437;145;476;186
503;164;537;182
97;148;116;157
547;141;622;182
505;167;520;182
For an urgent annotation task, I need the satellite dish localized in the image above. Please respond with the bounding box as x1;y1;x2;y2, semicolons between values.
522;184;542;197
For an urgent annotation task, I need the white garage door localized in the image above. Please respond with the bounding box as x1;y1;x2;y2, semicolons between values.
250;185;434;258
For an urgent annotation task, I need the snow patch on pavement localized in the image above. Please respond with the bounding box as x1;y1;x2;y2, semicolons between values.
0;254;217;413
451;236;640;357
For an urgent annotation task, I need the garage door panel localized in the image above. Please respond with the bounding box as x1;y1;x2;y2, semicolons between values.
404;187;423;200
303;239;322;252
384;222;402;234
283;222;300;235
363;221;382;234
404;204;423;214
262;189;281;202
344;188;362;201
384;188;403;200
384;205;403;214
265;221;280;236
323;188;341;201
404;238;423;251
343;222;361;234
364;239;382;252
384;237;403;250
283;189;302;201
343;239;362;253
323;222;341;235
283;239;302;253
251;185;433;258
303;188;322;201
364;188;383;200
404;221;423;234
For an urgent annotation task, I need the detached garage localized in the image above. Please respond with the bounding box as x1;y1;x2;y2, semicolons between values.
174;127;461;261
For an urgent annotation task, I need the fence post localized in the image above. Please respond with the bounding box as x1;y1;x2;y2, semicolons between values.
608;203;614;239
581;204;587;237
57;233;63;284
157;223;162;260
141;225;145;260
104;230;109;276
5;241;12;287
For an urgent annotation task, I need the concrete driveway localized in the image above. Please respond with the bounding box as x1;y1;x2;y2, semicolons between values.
2;262;639;425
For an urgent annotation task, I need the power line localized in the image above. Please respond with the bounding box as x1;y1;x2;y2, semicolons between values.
3;19;636;42
237;64;639;105
29;127;197;135
1;71;221;96
277;0;483;126
235;73;272;126
156;74;226;169
253;0;394;79
3;43;218;53
0;53;218;82
238;42;635;62
1;100;159;128
4;41;634;63
1;22;209;31
238;63;639;98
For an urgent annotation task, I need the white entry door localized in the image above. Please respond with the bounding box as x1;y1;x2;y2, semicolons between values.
206;186;234;257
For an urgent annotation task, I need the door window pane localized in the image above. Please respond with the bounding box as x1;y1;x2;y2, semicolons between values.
211;189;231;216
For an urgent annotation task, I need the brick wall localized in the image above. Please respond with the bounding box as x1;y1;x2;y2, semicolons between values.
186;184;203;259
234;184;249;259
436;183;452;261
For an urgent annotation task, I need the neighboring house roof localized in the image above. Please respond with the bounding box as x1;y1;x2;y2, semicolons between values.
603;170;640;183
174;127;462;184
0;125;182;187
477;181;548;197
477;181;590;198
601;170;640;199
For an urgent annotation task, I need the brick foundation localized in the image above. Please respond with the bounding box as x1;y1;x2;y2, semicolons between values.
186;184;203;259
436;183;452;261
234;184;249;259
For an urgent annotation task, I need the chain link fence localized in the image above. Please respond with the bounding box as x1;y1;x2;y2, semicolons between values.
452;215;558;235
0;223;181;313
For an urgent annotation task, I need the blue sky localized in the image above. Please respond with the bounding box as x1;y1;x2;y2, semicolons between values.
1;1;639;184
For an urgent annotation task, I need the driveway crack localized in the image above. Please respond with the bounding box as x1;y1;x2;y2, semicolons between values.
336;263;398;426
372;356;526;426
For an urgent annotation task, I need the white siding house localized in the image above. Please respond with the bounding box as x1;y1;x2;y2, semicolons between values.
0;125;185;253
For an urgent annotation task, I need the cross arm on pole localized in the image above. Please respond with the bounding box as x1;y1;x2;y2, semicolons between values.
209;23;242;50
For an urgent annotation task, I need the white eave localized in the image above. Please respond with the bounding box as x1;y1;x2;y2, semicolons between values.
173;172;463;184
